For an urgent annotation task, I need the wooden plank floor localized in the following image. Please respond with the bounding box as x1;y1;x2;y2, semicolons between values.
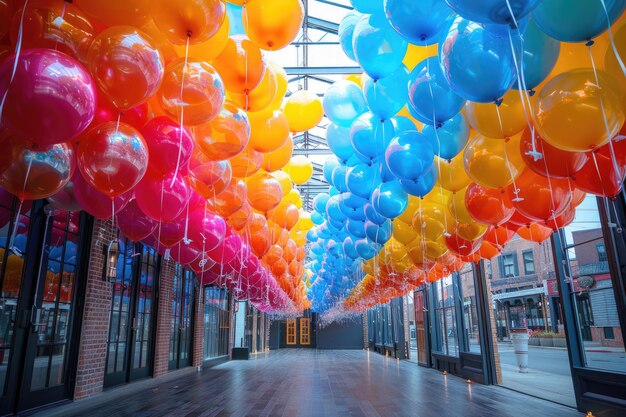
36;350;582;417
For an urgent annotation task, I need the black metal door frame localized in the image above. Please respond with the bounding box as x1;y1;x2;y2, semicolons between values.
169;269;195;370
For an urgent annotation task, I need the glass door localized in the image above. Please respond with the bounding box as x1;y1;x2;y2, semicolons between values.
104;238;159;387
169;266;196;370
414;289;429;366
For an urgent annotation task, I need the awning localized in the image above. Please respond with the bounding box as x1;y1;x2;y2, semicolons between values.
491;287;545;302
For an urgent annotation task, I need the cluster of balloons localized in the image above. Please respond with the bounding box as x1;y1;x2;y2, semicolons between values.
0;0;324;314
318;0;626;312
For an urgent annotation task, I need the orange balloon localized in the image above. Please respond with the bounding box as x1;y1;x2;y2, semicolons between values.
261;135;293;172
288;260;303;278
243;0;304;51
246;172;284;212
271;202;299;231
88;26;164;111
212;35;266;94
270;170;293;196
465;182;514;227
173;13;230;61
230;63;278;112
151;0;226;45
271;258;288;276
264;244;283;264
193;101;250;160
142;20;179;65
507;168;572;222
228;201;251;231
186;151;232;198
158;58;225;126
207;179;247;218
516;223;552;243
478;241;501;259
283;239;297;262
248;109;290;153
484;226;514;249
230;145;263;178
268;62;288;110
463;133;525;189
76;0;151;27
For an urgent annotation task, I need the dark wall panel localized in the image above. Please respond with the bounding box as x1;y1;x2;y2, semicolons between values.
316;318;364;349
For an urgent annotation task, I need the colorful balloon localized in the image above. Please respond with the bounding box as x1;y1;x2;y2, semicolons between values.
152;0;226;45
243;0;304;50
134;172;190;222
283;156;313;185
212;35;266;94
463;134;525;189
248;109;290;153
141;117;193;177
283;90;324;132
246;172;284;212
520;128;588;178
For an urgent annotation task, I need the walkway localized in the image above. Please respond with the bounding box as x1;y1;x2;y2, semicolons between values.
34;350;581;417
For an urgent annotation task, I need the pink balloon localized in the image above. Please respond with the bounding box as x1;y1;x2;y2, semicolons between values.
116;199;158;242
186;209;227;251
156;218;186;248
134;171;190;222
207;228;242;264
170;242;201;265
72;172;132;219
141;116;194;177
0;49;96;148
0;188;32;228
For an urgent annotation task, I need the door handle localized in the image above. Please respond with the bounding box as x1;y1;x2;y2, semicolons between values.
30;306;42;333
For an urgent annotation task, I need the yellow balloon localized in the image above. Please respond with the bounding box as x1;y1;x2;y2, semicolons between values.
283;90;324;132
407;237;448;263
345;73;363;87
173;14;230;61
397;106;424;131
465;90;529;139
447;186;473;224
403;43;437;71
268;61;288;111
297;210;314;231
437;155;471;193
283;155;313;185
270;170;293;196
535;69;625;152
447;219;488;242
605;20;626;112
463;133;525;189
283;188;302;208
229;63;278;112
243;0;304;51
421;186;451;206
290;229;307;246
397;196;420;225
392;219;418;245
412;201;447;242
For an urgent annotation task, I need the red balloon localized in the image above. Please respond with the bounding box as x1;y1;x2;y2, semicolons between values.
72;172;132;219
93;95;149;129
517;223;552;243
186;209;227;252
504;209;534;230
574;138;626;198
465;183;514;227
546;205;576;231
134;171;190;222
484;226;514;249
445;233;481;257
116;199;157;242
141;116;193;177
520;128;588;178
156;217;186;248
507;168;571;222
77;122;149;197
0;49;96;148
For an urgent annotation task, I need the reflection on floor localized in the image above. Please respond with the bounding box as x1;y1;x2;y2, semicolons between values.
35;349;582;417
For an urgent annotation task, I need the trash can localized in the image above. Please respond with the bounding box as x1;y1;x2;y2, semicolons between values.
510;327;529;373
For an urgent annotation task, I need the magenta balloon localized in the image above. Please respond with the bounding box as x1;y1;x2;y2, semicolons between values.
208;229;241;265
134;171;190;222
116;199;158;242
186;209;227;251
170;242;201;265
157;218;185;248
141;116;194;177
72;172;132;219
0;49;96;148
47;181;83;212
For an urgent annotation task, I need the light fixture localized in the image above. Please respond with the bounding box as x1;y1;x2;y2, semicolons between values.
104;239;120;282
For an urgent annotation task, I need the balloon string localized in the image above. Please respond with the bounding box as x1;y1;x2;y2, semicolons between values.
172;34;191;188
111;197;115;228
590;151;609;200
156;180;165;253
9;155;34;253
0;0;30;123
599;0;626;76
8;199;24;256
495;106;522;202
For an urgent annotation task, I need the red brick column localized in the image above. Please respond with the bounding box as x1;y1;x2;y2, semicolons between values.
74;219;115;400
193;285;204;367
153;259;175;377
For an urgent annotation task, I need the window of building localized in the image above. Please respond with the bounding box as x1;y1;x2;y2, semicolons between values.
499;253;518;277
433;275;459;357
523;250;535;274
203;287;231;360
596;243;607;262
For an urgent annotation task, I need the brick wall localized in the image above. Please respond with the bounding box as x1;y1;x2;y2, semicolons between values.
153;259;175;377
74;219;115;400
193;285;204;367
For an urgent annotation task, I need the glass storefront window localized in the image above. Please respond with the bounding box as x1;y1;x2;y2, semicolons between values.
203;287;230;360
459;266;481;353
433;275;459;357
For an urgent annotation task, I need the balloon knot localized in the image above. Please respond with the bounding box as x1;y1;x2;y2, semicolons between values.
494;98;504;107
585;40;595;47
614;135;626;142
183;238;192;245
187;30;193;38
435;121;444;129
528;89;536;97
525;150;543;162
511;197;524;202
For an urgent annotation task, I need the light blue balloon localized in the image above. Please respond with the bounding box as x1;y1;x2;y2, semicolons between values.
378;157;397;182
341;192;369;211
323;156;340;183
346;218;367;239
345;153;363;167
329;186;340;197
326;123;355;162
385;130;435;181
351;0;384;16
313;193;331;213
343;237;360;260
311;212;325;225
326;195;347;222
444;0;541;25
385;0;452;44
371;181;408;219
323;81;368;128
364;202;388;225
514;19;560;90
339;11;362;62
391;116;417;135
365;220;393;244
346;162;382;199
422;113;469;159
355;238;382;260
344;205;367;221
363;64;409;120
329;216;346;230
399;163;438;197
408;56;466;125
350;113;396;162
307;229;319;242
331;164;349;192
440;16;517;103
534;0;626;42
226;4;245;36
353;15;408;80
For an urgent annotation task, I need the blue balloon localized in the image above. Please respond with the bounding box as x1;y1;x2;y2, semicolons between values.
346;162;382;198
385;0;452;44
514;19;560;90
408;56;465;125
372;181;409;219
352;15;408;80
226;4;245;36
378;157;397;182
440;16;517;103
331;164;349;192
313;193;330;213
346;218;367;238
345;205;367;221
329;186;340;197
339;11;362;62
444;0;541;25
399;163;438;197
343;236;360;259
307;229;319;242
391;116;417;135
351;0;384;15
323;81;368;128
385;130;435;181
326;123;355;162
365;220;393;244
363;65;409;120
355;238;382;260
364;202;388;225
350;113;396;162
422;113;469;159
323;156;340;184
311;212;325;225
326;195;347;222
534;0;625;42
